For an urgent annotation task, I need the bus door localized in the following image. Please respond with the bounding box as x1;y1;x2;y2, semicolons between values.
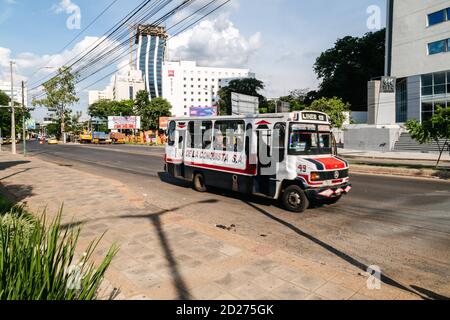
256;123;276;197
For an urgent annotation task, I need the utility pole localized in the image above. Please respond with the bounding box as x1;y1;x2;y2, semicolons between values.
10;61;16;155
22;81;26;157
61;104;66;144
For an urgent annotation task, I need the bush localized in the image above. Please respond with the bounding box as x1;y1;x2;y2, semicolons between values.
0;199;118;300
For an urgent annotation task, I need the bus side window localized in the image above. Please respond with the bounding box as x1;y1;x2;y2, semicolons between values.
274;123;286;162
168;121;176;147
188;122;195;149
245;124;252;158
202;121;213;150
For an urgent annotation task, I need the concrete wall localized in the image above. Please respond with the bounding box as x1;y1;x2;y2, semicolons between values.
344;125;402;151
367;80;396;125
391;0;450;78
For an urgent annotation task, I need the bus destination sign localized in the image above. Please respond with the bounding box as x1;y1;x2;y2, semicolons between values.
301;112;327;122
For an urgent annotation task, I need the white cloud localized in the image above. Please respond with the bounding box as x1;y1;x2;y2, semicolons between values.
168;17;261;68
52;0;78;15
0;36;102;86
4;0;17;4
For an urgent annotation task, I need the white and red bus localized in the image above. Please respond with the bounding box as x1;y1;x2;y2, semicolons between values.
164;111;351;212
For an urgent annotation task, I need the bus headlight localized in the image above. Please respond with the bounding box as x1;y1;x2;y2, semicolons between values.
311;172;321;181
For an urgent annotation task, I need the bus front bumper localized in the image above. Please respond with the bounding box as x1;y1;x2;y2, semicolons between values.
305;183;352;200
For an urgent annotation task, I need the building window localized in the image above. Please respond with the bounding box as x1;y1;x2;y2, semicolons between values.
421;71;450;121
428;9;447;26
447;71;450;93
421;74;432;96
434;72;446;95
428;39;447;55
396;79;407;123
129;86;134;100
421;102;433;122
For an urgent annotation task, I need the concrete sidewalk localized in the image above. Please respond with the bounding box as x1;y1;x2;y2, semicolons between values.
0;153;419;300
339;149;450;162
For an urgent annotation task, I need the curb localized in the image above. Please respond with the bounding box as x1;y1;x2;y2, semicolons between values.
350;164;450;181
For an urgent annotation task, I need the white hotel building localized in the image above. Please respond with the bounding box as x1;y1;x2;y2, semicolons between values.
162;60;254;117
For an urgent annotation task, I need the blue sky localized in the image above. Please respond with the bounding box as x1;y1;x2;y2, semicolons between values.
0;0;386;119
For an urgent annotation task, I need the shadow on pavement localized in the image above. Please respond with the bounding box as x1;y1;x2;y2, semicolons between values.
61;198;219;300
0;184;34;205
0;161;30;171
244;201;450;300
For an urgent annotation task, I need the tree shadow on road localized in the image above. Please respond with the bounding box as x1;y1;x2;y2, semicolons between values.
244;201;450;301
0;161;30;171
0;184;34;207
61;198;219;300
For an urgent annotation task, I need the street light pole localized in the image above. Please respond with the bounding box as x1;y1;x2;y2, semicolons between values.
22;81;26;157
10;61;16;155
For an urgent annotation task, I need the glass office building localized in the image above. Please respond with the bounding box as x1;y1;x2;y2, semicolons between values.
136;25;167;99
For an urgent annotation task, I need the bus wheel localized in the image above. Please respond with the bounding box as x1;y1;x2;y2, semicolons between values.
282;185;309;213
193;173;207;193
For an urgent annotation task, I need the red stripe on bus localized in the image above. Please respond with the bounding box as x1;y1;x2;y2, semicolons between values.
185;162;257;176
314;157;347;170
166;158;182;164
297;174;323;185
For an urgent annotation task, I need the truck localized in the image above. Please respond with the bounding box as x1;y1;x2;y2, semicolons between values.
79;130;92;144
110;132;126;144
92;132;112;144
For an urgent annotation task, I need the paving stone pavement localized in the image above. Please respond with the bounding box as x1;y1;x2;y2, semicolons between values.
0;153;419;300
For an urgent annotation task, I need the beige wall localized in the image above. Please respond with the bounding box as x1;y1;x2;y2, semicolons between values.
391;0;450;78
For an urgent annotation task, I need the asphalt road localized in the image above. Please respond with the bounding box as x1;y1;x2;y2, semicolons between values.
7;141;450;299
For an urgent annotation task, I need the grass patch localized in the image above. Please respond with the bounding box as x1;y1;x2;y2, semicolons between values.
0;194;119;300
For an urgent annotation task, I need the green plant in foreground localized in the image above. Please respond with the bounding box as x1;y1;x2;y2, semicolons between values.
0;206;118;300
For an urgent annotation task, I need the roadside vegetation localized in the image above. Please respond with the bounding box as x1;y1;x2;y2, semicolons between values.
406;106;450;168
0;194;118;300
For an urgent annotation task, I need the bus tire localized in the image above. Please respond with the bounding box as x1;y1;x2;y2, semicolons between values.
193;173;207;193
282;185;309;213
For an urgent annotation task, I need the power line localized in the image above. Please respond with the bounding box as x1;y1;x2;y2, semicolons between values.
28;0;154;90
77;0;230;93
28;0;120;85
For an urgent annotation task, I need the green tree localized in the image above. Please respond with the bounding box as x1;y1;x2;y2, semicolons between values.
279;89;312;111
406;106;450;167
32;67;79;142
134;91;171;130
88;99;134;119
306;97;350;129
314;29;385;111
0;90;29;138
218;78;267;115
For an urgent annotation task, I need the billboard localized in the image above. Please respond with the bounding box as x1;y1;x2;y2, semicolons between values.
231;92;259;115
25;119;36;130
189;106;218;117
108;116;141;130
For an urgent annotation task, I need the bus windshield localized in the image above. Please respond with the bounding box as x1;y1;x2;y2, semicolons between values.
288;123;332;155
